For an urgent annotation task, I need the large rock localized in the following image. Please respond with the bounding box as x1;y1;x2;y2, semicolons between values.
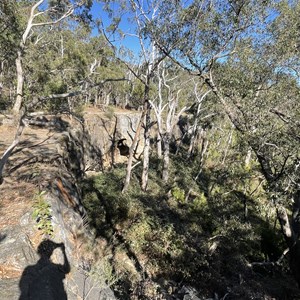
83;109;143;167
0;109;128;299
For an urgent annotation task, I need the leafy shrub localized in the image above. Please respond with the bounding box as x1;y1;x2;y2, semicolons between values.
171;186;185;203
104;106;115;120
32;191;53;236
190;192;208;212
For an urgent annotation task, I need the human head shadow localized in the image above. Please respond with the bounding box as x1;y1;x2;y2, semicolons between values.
19;240;70;300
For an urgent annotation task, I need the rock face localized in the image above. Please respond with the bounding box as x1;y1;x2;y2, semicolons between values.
0;108;142;300
0;185;39;300
83;109;143;167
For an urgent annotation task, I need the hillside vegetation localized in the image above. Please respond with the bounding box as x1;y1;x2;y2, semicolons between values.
1;1;300;299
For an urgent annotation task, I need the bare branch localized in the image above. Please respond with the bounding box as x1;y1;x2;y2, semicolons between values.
32;7;74;27
22;0;45;44
0;117;26;184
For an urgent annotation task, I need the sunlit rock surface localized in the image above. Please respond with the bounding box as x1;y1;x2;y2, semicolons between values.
0;108;138;299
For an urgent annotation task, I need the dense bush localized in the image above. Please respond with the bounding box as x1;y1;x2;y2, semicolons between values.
81;154;290;298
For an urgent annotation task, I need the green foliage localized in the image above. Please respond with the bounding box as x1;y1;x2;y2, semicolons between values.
104;106;115;120
191;192;208;212
32;191;53;236
171;186;185;203
86;256;120;289
80;152;282;295
0;1;21;60
126;216;153;252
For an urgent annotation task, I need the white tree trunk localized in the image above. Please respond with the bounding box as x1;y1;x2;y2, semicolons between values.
11;0;75;113
12;51;24;114
245;148;252;167
162;133;171;182
141;104;151;191
122;103;147;193
157;132;162;158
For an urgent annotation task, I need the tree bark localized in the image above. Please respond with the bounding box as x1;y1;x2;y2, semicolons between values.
122;102;147;193
187;89;210;158
157;132;162;158
141;101;151;191
245;148;252;168
12;0;43;113
12;51;24;114
195;134;209;181
0;116;25;184
162;132;171;182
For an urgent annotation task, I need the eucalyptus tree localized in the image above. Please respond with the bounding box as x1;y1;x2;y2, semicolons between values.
11;0;93;114
0;1;22;108
214;43;300;285
100;0;173;192
186;80;211;159
23;25;123;111
150;60;195;182
143;0;300;285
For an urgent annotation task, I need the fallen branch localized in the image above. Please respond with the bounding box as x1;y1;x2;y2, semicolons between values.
247;247;289;268
131;161;141;170
0;117;25;184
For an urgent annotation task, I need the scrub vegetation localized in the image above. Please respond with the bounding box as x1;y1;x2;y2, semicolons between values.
1;0;300;298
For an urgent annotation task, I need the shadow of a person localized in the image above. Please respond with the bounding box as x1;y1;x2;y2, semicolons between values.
19;239;70;300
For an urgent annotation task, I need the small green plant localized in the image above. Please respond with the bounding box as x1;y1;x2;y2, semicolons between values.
82;256;120;299
92;257;119;287
171;186;185;203
126;217;153;252
104;106;115;120
32;191;53;236
191;192;208;212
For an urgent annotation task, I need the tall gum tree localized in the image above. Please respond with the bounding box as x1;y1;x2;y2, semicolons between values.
100;0;171;191
144;0;300;286
150;60;194;182
12;0;92;114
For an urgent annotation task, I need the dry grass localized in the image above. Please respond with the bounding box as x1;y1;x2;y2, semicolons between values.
0;124;50;281
0;264;22;279
0;182;35;229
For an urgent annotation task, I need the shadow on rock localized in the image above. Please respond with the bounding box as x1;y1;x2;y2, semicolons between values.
19;239;70;300
0;233;6;242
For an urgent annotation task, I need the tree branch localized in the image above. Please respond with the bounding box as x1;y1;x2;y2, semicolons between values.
32;6;74;27
0;116;25;184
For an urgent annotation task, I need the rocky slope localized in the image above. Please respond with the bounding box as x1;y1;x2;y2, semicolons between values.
0;108;142;299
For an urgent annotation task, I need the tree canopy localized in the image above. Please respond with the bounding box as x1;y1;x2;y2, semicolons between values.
1;0;300;298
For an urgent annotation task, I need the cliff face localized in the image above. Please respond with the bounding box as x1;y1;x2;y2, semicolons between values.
0;108;142;299
83;108;143;168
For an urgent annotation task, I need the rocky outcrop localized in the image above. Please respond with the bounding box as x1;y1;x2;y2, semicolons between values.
0;108;142;299
83;109;143;167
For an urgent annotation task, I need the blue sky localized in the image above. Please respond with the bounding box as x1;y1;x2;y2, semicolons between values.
91;2;142;57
